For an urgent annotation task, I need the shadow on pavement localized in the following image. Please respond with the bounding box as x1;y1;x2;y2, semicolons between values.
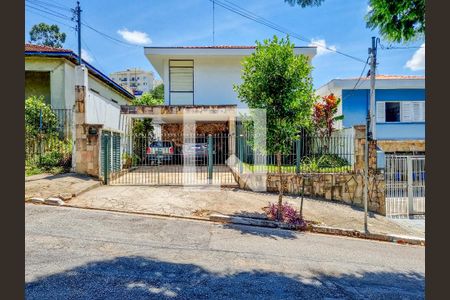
26;256;424;299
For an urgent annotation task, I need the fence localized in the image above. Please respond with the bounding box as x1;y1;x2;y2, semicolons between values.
102;133;236;186
236;128;355;174
25;108;73;175
385;154;425;218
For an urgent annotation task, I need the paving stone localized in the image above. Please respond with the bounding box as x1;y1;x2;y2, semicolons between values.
30;197;45;204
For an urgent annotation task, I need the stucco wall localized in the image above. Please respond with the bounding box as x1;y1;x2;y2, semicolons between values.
162;56;246;107
25;71;51;104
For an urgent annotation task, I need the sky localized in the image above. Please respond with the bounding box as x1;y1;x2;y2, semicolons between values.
25;0;425;88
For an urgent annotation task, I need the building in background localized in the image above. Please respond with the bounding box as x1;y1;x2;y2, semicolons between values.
109;68;155;97
316;75;425;155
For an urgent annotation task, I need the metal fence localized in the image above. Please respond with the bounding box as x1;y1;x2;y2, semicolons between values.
25;108;73;174
236;129;355;174
102;133;236;186
385;155;425;218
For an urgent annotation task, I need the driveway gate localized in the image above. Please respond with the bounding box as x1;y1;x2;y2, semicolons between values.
385;155;425;218
102;133;237;186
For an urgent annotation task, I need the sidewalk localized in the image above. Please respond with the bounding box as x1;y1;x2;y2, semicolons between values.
67;185;425;239
25;173;101;201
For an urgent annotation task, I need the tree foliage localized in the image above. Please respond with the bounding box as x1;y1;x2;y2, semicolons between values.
29;23;66;48
131;93;164;138
366;0;425;43
234;35;315;219
25;95;58;138
284;0;425;43
284;0;325;7
150;84;164;101
312;93;343;152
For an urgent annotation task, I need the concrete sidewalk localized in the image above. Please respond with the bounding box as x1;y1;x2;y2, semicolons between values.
25;173;101;201
67;185;424;239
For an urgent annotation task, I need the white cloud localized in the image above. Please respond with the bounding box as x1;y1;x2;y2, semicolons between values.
308;38;337;57
366;5;372;13
117;28;151;45
81;49;93;63
405;43;425;71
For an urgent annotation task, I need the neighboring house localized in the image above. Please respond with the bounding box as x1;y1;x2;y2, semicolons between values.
109;68;155;96
140;45;317;136
316;75;425;154
25;44;134;134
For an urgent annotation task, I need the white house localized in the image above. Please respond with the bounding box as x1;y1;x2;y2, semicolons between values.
25;44;134;134
144;46;317;107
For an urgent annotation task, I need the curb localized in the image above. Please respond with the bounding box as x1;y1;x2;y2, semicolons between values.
209;213;425;246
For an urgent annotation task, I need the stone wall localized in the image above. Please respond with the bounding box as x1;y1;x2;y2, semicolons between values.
232;171;385;215
231;124;386;215
377;140;425;153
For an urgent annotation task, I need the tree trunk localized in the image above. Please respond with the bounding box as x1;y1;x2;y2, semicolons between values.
277;152;283;221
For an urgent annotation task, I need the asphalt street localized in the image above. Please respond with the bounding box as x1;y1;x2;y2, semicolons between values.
25;204;424;299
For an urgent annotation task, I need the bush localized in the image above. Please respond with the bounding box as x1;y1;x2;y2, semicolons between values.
263;202;307;229
25;95;59;138
301;154;349;170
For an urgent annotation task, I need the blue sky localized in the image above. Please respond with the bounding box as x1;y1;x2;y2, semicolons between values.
25;0;425;88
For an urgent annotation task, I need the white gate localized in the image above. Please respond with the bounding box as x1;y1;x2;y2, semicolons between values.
385;155;425;218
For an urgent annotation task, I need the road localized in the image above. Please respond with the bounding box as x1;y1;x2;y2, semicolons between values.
25;204;424;299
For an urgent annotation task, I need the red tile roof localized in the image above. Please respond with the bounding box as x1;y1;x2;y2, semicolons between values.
25;43;72;53
346;75;425;80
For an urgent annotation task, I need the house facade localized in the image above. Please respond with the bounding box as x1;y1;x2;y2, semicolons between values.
316;75;425;154
142;45;317;136
25;44;134;134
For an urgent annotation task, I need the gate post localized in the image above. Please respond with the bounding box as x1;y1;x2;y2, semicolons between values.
407;156;413;216
295;139;301;174
208;134;213;184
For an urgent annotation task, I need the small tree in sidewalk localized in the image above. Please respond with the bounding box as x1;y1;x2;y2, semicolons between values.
234;35;315;220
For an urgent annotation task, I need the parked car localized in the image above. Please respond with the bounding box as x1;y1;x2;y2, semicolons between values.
182;142;208;165
146;141;175;165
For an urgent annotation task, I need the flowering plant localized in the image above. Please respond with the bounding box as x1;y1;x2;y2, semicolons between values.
263;202;307;230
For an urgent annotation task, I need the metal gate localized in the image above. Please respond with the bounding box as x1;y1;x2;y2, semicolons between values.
385;155;425;218
103;133;237;186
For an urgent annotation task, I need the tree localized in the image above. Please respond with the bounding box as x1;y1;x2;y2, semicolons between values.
312;93;343;153
150;84;164;101
29;23;66;48
284;0;425;43
234;35;315;220
131;93;164;138
366;0;425;43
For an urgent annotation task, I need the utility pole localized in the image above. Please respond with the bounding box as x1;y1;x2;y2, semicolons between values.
72;1;82;65
363;36;377;233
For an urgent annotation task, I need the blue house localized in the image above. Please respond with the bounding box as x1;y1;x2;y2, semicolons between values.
317;75;425;155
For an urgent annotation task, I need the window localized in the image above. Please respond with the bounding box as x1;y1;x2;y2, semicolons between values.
169;60;194;105
376;101;425;123
385;102;400;122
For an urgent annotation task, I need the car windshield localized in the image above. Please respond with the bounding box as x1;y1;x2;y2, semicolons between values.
150;141;172;147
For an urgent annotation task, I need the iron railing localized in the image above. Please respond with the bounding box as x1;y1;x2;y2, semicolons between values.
236;129;355;174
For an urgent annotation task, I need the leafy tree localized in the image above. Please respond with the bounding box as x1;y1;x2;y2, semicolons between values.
366;0;425;43
234;35;315;220
150;84;164;101
312;93;344;153
25;95;58;138
284;0;325;7
284;0;425;43
29;23;66;48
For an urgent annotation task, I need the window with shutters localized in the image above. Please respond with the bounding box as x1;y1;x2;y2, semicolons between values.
169;60;194;105
376;101;425;123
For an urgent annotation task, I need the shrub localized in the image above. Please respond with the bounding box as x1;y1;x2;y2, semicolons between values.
301;154;349;171
25;95;59;138
263;202;307;229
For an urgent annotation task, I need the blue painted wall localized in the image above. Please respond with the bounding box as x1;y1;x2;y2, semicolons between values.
342;88;425;140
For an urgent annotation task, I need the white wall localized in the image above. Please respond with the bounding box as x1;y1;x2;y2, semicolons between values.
163;56;246;107
86;91;124;132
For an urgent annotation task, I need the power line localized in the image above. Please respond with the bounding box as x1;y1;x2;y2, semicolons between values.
81;21;142;48
25;3;73;23
81;36;107;72
26;7;75;30
27;0;72;11
209;0;368;64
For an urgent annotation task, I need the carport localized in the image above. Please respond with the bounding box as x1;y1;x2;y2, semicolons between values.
101;104;239;186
